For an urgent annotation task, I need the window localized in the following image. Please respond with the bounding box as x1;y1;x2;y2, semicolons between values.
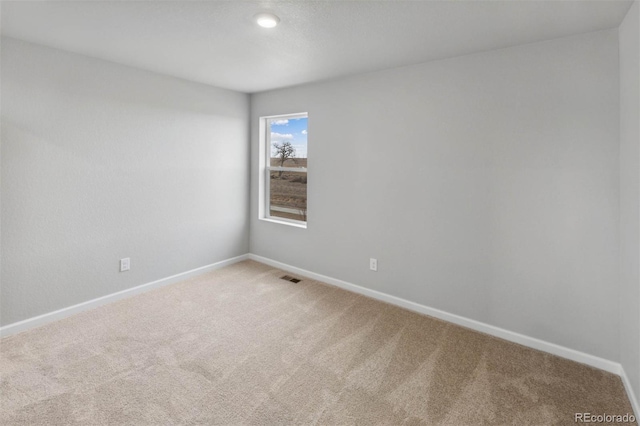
260;113;308;227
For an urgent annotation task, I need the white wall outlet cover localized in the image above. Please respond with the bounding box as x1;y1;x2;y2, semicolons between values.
120;258;131;272
370;258;378;271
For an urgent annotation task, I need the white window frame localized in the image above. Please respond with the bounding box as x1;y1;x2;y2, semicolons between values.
259;112;308;228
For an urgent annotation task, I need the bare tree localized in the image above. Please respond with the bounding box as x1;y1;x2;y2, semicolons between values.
272;141;296;177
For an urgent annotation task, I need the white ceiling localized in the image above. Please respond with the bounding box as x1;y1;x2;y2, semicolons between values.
1;0;634;93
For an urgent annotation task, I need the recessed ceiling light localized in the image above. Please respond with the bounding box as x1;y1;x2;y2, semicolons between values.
255;13;280;28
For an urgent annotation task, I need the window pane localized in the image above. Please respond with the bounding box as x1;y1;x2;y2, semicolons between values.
269;116;307;167
270;171;307;222
270;157;307;168
267;115;308;223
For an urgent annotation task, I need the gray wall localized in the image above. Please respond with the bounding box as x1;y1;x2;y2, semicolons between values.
620;0;640;407
1;38;250;326
250;30;621;361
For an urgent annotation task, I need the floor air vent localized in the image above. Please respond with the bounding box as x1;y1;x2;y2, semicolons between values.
281;275;302;283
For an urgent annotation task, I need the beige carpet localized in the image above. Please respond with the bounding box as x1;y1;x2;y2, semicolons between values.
0;260;635;425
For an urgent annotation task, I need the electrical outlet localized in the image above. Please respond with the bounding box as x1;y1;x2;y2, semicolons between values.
120;258;130;272
370;258;377;272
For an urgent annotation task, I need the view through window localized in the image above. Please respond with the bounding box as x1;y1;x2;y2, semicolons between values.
266;114;308;223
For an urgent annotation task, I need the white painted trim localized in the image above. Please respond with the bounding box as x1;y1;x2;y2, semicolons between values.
261;112;308;120
248;254;623;375
0;254;250;338
259;217;307;228
3;251;636;411
268;166;307;173
620;367;640;419
260;112;309;227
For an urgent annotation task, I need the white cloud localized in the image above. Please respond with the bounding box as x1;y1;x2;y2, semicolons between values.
301;129;308;135
271;132;293;140
292;144;308;157
272;119;289;125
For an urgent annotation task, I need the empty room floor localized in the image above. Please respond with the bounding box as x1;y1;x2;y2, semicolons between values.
0;260;634;425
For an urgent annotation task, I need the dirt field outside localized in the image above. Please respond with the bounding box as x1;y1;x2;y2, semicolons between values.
269;158;307;222
270;158;307;168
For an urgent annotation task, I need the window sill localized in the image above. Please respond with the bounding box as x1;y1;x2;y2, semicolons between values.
259;217;307;229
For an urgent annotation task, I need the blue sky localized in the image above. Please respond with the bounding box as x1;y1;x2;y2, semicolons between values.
270;117;308;158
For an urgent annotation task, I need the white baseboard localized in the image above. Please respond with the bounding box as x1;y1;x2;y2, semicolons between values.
0;254;250;338
3;251;637;414
248;254;622;376
620;367;640;419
